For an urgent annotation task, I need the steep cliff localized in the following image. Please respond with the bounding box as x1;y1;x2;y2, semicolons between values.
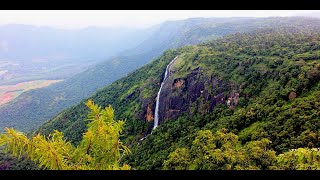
155;61;240;125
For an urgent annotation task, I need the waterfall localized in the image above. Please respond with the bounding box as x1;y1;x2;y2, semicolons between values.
153;56;178;130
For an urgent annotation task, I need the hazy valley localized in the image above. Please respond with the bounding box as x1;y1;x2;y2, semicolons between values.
0;12;320;170
0;80;61;106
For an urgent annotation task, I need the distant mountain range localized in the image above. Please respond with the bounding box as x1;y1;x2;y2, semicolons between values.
0;24;152;61
0;24;153;85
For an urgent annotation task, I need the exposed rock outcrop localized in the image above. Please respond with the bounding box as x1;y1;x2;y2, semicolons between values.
145;104;154;122
172;78;185;89
155;66;240;124
289;91;297;100
227;91;240;111
136;62;241;129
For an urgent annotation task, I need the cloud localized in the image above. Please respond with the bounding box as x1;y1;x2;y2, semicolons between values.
0;41;9;53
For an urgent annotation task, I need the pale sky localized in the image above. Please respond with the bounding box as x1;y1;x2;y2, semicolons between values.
0;10;319;30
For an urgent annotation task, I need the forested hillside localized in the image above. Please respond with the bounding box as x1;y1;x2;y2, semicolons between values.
125;27;320;169
0;16;292;133
31;17;320;170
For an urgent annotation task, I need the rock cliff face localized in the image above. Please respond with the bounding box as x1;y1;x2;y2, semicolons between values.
157;68;240;124
145;104;154;122
137;64;241;127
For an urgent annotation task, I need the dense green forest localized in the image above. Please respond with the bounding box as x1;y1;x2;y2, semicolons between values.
1;17;320;170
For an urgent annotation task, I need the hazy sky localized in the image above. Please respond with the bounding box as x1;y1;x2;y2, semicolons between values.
0;10;318;29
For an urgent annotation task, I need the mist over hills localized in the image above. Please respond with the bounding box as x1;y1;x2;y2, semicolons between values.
0;24;152;85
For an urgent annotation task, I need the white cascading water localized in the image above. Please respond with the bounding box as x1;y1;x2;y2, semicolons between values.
153;56;178;130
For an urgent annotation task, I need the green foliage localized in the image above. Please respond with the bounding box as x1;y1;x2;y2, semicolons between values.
163;148;190;170
163;129;276;170
164;130;320;170
0;100;130;170
277;148;320;170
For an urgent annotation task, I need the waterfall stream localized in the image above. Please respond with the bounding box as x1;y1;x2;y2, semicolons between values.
152;56;178;130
